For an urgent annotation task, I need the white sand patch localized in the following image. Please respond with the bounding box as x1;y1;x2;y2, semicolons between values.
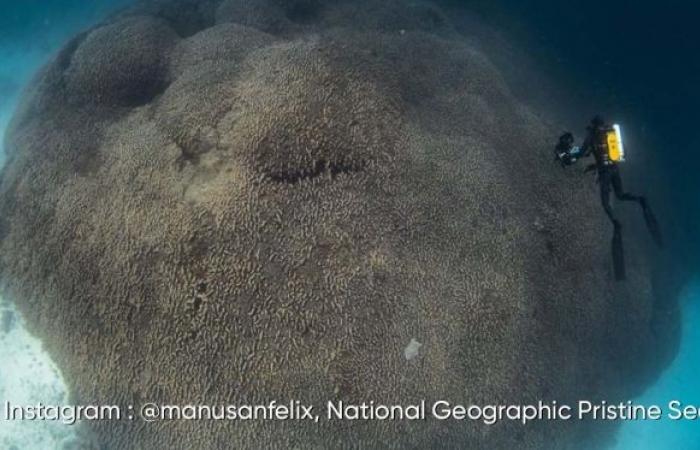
0;296;79;450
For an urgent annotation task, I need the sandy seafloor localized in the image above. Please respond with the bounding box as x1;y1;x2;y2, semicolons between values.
0;1;698;449
0;296;81;449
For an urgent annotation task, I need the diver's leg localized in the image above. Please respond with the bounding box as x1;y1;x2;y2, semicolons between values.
611;168;663;247
641;197;664;247
601;171;625;280
611;168;641;202
599;172;619;226
612;222;626;281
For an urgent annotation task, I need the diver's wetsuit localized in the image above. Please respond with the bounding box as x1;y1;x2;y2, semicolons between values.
580;125;644;228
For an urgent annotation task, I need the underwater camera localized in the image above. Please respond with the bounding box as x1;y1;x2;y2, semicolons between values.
554;132;576;166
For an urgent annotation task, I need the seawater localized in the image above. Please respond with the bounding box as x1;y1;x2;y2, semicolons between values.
614;280;700;449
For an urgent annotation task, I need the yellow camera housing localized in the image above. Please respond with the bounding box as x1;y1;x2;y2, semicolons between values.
606;124;625;162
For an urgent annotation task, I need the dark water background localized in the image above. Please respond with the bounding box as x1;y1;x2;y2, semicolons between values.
456;0;700;272
0;1;698;448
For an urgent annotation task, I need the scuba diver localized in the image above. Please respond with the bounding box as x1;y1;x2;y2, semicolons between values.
555;116;663;281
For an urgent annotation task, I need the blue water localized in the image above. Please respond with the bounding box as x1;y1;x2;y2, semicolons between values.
0;1;697;449
0;0;132;159
614;280;700;450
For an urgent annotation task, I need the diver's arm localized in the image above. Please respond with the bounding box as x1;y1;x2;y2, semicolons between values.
584;163;597;173
580;135;594;157
579;135;599;172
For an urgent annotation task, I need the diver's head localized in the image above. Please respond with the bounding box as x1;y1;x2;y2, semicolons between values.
591;115;605;128
586;115;606;133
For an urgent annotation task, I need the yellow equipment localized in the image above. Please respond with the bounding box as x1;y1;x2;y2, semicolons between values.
606;124;625;162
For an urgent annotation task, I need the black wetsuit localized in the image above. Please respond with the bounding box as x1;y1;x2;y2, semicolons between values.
580;125;644;227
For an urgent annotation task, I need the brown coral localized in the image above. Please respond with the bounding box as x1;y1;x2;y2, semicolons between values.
0;0;677;448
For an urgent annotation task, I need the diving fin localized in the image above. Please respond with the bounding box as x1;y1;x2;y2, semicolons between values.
641;198;663;248
612;223;626;281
